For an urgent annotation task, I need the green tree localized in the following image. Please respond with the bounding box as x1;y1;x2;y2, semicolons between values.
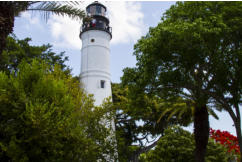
141;126;232;162
112;83;193;162
0;1;85;66
0;60;114;162
122;2;242;162
1;35;70;74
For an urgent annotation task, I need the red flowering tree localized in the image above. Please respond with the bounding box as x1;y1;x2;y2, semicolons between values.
210;128;240;160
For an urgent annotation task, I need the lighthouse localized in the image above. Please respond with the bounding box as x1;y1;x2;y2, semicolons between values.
80;1;112;106
79;1;117;161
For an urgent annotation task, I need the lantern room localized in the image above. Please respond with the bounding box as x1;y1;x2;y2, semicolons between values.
86;1;106;16
80;1;112;37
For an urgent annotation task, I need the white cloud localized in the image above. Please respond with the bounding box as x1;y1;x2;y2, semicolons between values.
20;12;41;30
21;12;40;25
47;1;144;49
105;1;144;44
48;14;82;49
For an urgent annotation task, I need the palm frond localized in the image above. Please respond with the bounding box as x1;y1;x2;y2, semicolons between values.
167;107;181;120
157;99;194;123
178;106;190;119
26;1;85;22
157;108;173;123
12;2;35;17
158;99;219;126
63;1;82;6
207;108;219;120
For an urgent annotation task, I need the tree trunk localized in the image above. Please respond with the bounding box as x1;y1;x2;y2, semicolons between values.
235;121;242;162
0;2;15;69
129;137;161;162
194;104;209;162
130;154;139;162
233;105;242;162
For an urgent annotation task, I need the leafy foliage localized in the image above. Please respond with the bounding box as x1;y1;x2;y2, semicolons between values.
0;60;114;162
141;126;231;162
0;1;85;67
1;36;70;74
112;83;193;161
121;2;242;161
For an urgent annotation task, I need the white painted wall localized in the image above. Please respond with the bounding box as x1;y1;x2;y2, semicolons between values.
80;30;112;106
80;29;118;162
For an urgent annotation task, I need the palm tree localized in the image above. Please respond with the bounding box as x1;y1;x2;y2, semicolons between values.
158;97;221;162
0;1;85;70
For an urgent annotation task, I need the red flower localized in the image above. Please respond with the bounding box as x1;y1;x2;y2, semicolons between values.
210;128;240;155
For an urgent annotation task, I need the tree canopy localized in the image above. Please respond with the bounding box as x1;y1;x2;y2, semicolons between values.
0;36;115;161
0;1;85;66
1;36;70;74
141;126;232;162
112;83;193;161
121;2;242;161
0;60;114;162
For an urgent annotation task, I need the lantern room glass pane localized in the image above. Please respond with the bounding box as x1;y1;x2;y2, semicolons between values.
96;6;101;15
89;6;96;15
87;5;106;16
101;7;105;16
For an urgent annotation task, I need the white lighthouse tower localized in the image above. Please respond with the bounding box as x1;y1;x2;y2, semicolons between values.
79;2;117;161
80;1;112;106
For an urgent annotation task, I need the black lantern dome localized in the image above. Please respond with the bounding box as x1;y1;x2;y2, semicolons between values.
80;1;112;38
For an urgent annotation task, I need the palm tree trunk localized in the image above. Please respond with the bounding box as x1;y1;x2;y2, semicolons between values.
234;105;242;162
235;122;242;162
0;2;15;69
194;104;209;162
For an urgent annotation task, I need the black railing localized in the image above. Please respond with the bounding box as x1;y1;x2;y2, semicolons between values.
80;24;112;37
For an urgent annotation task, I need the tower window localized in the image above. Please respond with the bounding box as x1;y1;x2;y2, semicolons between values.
91;38;95;42
100;80;105;88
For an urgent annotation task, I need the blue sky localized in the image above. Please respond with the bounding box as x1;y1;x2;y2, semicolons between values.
13;1;237;135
